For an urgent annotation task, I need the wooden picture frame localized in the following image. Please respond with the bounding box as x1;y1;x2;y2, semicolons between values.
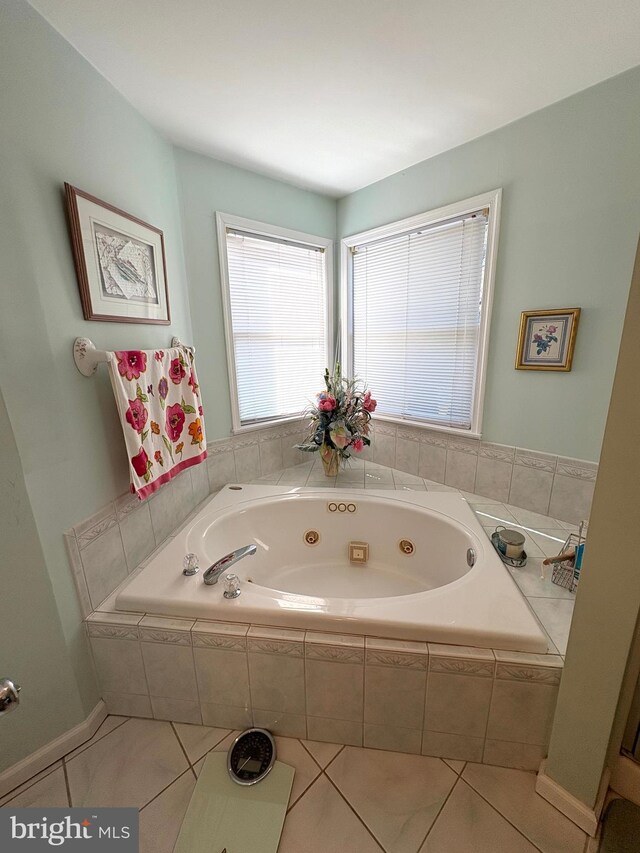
515;308;581;371
65;183;170;324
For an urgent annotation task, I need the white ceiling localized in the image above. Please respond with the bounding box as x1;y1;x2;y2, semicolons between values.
29;0;640;196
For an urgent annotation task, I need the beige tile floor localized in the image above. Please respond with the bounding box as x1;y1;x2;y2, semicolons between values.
252;459;578;655
0;716;589;853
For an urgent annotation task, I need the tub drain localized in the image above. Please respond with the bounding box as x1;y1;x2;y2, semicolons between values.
304;529;320;546
399;539;415;555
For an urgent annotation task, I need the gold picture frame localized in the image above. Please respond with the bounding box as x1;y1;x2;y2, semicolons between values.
515;308;581;371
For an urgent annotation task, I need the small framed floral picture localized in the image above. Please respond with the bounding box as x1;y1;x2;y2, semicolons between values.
515;308;581;371
65;183;170;324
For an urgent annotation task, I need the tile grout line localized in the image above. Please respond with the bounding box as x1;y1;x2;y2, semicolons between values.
417;772;463;849
138;767;195;812
66;716;131;763
1;718;134;806
322;767;387;852
463;765;587;846
0;759;64;805
61;757;72;808
298;739;340;772
454;776;548;853
169;721;195;776
284;767;325;815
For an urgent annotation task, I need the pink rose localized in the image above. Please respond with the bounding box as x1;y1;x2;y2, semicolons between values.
116;351;147;381
363;391;377;412
318;393;336;412
125;398;148;434
351;438;364;452
170;357;186;385
547;326;557;334
154;350;164;362
166;403;185;441
131;447;149;478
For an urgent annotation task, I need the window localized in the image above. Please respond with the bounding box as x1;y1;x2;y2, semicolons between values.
217;213;333;431
341;190;501;436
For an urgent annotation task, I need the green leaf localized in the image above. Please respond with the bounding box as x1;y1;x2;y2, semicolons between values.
136;384;149;403
180;397;196;414
140;429;149;443
162;434;174;461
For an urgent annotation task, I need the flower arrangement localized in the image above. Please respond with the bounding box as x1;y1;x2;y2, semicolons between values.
298;364;376;475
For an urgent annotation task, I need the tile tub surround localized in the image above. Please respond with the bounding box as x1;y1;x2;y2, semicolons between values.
86;616;563;772
64;418;593;619
64;419;309;618
65;421;594;616
0;716;587;853
369;422;597;525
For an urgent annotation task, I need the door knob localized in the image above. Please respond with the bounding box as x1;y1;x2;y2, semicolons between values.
0;678;21;716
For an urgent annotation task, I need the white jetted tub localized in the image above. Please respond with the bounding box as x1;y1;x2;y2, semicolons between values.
115;484;548;653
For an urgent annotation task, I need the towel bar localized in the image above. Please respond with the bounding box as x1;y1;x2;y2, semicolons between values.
73;336;194;377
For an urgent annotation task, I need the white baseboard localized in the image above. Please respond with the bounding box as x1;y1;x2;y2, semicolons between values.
610;754;640;806
0;700;106;799
535;760;610;836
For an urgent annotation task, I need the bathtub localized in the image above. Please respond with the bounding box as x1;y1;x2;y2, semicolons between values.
115;484;548;653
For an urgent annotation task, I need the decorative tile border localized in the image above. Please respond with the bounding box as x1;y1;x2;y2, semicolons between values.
514;448;557;473
87;622;139;640
495;663;562;685
305;643;365;663
139;628;193;646
192;632;247;651
366;649;428;669
430;657;495;677
479;442;515;462
74;505;118;550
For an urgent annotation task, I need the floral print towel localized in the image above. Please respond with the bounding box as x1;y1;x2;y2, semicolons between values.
107;346;207;499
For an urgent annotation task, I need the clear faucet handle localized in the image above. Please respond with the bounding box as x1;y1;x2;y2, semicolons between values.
183;553;199;576
223;573;241;599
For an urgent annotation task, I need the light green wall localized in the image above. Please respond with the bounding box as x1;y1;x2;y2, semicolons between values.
0;0;193;755
0;388;83;772
337;67;640;462
173;147;336;438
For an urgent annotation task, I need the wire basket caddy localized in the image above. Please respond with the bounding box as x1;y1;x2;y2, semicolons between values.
550;520;588;593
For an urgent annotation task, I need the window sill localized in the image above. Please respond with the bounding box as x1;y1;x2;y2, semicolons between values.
231;414;307;436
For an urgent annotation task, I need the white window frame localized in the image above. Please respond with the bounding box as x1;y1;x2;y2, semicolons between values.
217;211;334;434
340;189;501;439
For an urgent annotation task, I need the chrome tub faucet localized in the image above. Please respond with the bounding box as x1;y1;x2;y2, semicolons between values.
203;544;257;585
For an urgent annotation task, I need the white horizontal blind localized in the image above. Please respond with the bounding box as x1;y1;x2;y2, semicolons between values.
351;212;488;430
225;228;328;425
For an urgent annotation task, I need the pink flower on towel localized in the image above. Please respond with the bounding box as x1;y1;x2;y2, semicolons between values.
131;447;150;478
170;357;186;385
166;403;186;442
125;398;148;434
188;370;199;396
154;350;164;362
116;351;147;381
